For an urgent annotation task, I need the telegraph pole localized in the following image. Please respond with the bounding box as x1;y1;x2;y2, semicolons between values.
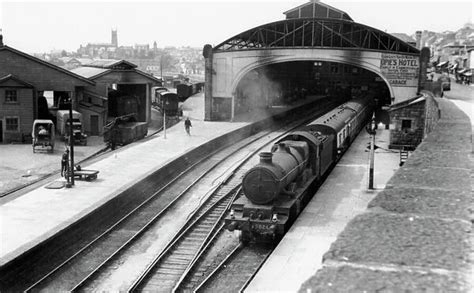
368;113;376;189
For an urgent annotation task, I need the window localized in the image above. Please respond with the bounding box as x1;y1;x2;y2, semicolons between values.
5;90;18;103
5;117;19;131
401;119;412;130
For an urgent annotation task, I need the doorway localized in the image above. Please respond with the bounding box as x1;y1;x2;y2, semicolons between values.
90;115;99;135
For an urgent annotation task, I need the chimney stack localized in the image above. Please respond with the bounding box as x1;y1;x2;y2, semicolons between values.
415;31;422;49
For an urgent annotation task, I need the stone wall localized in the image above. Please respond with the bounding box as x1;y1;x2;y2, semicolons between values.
422;91;440;137
299;98;472;292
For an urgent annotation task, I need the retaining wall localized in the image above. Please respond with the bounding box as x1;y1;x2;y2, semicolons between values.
300;98;473;292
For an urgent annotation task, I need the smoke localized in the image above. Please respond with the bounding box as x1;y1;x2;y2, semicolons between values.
234;68;285;119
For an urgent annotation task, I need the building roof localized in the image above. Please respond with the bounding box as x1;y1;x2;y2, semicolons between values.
85;59;137;69
0;74;35;88
0;45;94;85
72;62;162;84
75;58;94;65
283;0;353;21
389;94;426;111
70;67;110;79
390;33;416;44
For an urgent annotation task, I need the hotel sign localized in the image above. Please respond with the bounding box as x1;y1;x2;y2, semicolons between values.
380;54;419;87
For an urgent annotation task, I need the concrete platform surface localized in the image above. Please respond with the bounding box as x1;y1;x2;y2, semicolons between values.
246;127;401;292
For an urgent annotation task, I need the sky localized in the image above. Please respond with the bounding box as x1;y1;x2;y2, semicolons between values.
0;0;472;54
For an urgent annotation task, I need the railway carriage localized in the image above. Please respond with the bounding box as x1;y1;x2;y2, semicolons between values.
225;97;373;243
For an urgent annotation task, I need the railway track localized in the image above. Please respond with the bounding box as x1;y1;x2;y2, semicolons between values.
194;243;273;293
19;100;340;292
127;186;242;292
23;130;270;292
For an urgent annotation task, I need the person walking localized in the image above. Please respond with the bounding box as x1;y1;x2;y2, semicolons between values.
61;149;69;177
184;117;192;136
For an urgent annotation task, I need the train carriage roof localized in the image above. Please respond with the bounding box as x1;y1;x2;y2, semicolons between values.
343;96;372;112
307;107;355;134
278;130;328;148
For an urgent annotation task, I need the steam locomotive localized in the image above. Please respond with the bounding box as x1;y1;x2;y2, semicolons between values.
225;96;374;243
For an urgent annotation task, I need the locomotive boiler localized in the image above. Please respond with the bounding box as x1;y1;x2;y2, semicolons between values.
225;96;373;243
242;141;309;205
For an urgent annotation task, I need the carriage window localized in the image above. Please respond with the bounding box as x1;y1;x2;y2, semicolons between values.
5;117;19;131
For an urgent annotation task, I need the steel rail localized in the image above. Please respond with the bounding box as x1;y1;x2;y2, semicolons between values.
25;130;270;292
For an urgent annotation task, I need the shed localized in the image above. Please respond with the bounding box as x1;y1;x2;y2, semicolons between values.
388;92;439;150
71;60;162;135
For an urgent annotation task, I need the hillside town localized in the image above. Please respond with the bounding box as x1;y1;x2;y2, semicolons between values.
419;22;473;83
34;29;205;80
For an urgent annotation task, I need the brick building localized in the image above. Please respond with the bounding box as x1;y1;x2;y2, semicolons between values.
388;92;439;150
0;36;94;143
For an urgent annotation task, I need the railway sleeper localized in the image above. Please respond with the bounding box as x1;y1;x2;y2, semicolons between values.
186;234;208;241
156;267;186;275
165;257;192;265
157;263;187;271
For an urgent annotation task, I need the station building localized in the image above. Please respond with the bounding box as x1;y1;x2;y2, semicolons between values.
0;36;94;143
0;34;161;142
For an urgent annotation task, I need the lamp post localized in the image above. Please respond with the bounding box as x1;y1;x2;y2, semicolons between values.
162;96;167;139
368;113;376;190
68;96;75;186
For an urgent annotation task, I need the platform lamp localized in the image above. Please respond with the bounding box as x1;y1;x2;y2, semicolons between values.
68;95;75;186
162;95;169;139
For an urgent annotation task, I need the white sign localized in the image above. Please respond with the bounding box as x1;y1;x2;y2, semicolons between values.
380;54;419;87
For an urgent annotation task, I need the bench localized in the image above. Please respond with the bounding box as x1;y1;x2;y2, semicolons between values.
72;169;99;181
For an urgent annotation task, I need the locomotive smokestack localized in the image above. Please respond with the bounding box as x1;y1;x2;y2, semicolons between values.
277;143;289;153
259;152;273;164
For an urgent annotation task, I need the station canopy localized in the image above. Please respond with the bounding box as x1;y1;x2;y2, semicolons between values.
214;18;419;54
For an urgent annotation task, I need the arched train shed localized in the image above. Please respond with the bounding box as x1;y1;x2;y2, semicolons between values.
203;17;421;121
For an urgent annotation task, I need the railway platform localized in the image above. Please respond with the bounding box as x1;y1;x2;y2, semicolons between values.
0;93;324;269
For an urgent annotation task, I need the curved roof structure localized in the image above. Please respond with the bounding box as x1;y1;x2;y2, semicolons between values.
214;18;419;54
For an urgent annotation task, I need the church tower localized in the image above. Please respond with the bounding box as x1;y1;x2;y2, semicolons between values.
111;29;118;47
